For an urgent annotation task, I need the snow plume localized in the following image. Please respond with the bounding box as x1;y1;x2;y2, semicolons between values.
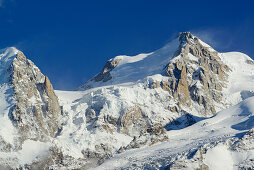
191;28;234;52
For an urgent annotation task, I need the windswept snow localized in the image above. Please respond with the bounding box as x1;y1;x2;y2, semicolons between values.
0;140;50;167
19;140;50;165
111;38;179;83
95;96;254;169
54;86;179;159
0;84;16;145
82;38;179;89
114;53;153;67
204;144;234;170
0;47;18;71
0;47;18;146
220;52;254;105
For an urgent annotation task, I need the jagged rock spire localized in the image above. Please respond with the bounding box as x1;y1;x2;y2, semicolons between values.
178;32;195;45
159;32;231;114
6;49;61;146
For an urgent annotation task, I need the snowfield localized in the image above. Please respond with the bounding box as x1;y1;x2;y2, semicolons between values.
95;96;254;169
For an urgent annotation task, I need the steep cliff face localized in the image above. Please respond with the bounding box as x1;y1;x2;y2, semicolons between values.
161;32;230;114
93;58;122;82
0;48;61;150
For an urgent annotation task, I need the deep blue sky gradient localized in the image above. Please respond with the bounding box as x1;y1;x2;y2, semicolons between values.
0;0;254;90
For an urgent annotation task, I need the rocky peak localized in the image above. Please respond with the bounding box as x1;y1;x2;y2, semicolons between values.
80;32;231;115
1;49;61;148
151;32;231;115
178;32;195;45
176;31;218;57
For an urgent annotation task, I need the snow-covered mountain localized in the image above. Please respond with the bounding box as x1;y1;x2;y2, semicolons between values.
0;47;62;168
0;32;253;169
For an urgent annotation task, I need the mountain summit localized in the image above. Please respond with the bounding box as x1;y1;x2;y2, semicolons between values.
78;32;234;115
0;47;61;154
68;32;254;168
0;32;254;169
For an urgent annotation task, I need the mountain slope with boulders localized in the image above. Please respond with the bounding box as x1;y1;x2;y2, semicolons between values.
0;32;253;169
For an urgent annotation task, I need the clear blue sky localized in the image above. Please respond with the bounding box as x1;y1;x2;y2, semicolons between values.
0;0;253;90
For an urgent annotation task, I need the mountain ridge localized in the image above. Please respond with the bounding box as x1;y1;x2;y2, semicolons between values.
0;47;61;151
0;32;253;169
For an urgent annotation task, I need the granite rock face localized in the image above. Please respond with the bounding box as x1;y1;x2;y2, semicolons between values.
77;57;121;90
150;32;231;115
9;51;61;144
93;58;121;82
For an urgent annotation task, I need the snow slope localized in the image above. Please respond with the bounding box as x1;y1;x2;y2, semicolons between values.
220;52;254;105
0;47;18;147
79;38;179;89
96;96;254;169
0;140;50;168
54;86;178;159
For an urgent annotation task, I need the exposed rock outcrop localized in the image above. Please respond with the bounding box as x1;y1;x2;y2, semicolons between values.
150;32;231;115
93;58;121;82
120;106;147;136
9;51;61;144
